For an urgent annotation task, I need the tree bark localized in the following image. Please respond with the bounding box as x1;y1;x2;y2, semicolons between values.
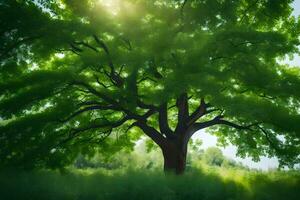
161;138;188;175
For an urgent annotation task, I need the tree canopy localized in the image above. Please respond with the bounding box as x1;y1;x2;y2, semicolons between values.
0;0;300;172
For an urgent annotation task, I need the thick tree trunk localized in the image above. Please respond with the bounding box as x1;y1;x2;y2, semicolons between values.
161;139;188;175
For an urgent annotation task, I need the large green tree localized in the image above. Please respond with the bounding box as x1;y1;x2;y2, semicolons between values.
1;0;300;174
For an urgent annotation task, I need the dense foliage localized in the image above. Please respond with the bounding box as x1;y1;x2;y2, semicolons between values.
0;0;300;172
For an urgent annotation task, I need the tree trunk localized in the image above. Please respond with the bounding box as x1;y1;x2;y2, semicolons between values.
161;139;188;175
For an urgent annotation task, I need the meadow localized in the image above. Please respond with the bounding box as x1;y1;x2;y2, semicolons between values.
1;145;299;200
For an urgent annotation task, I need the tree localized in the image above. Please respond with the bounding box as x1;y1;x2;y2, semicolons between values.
203;147;224;167
0;0;300;174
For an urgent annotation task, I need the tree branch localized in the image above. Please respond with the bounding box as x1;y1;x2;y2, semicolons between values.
73;41;99;53
77;100;103;106
137;76;157;84
93;34;124;87
59;116;130;145
187;98;207;126
94;74;112;89
191;116;260;134
137;99;158;110
175;93;189;133
239;0;259;23
119;37;132;51
71;81;135;117
257;125;281;151
72;80;157;121
158;103;173;138
132;120;166;147
59;105;119;123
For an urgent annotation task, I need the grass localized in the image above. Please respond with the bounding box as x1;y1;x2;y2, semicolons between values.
0;166;299;200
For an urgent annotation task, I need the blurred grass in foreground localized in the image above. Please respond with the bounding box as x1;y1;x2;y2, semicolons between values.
1;144;299;200
0;166;299;200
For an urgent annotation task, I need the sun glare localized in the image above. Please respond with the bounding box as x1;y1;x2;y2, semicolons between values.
98;0;136;16
98;0;121;15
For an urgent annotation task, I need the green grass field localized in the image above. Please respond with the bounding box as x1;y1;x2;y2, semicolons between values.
1;166;299;200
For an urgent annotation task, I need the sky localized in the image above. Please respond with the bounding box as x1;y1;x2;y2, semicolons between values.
193;1;300;170
292;0;300;17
